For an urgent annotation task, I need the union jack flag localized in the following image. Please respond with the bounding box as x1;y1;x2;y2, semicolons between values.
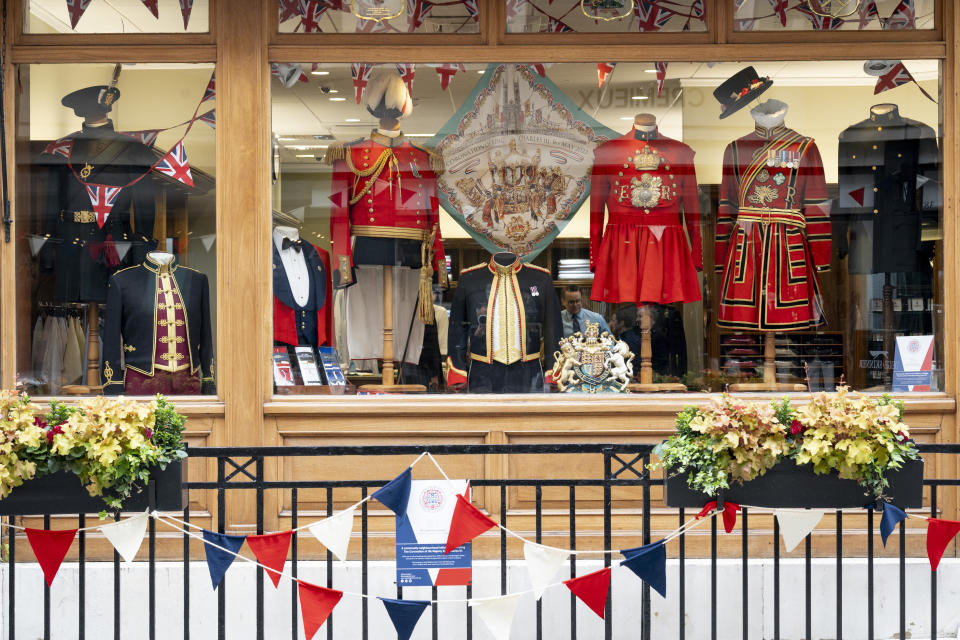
795;5;843;30
874;61;934;101
201;72;215;103
120;129;160;148
883;0;915;30
434;63;465;91
139;0;158;18
395;64;416;96
351;63;372;104
84;184;122;229
279;0;300;23
597;62;616;88
683;0;704;30
272;63;308;88
857;0;880;29
531;64;548;76
154;141;194;188
655;61;668;97
767;0;788;27
505;0;523;20
547;17;573;32
198;109;216;129
634;1;674;32
408;0;433;30
461;0;479;22
42;137;73;159
180;0;193;30
66;0;92;30
298;0;329;32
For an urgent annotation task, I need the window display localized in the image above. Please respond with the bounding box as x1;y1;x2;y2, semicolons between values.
733;0;935;32
506;0;707;33
18;63;217;396
271;60;942;395
24;0;209;33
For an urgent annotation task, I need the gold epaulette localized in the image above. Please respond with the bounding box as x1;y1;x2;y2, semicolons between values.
525;263;551;274
410;141;445;175
460;263;486;276
323;138;364;165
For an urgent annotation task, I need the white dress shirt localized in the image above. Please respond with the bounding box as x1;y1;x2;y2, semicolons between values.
273;229;310;307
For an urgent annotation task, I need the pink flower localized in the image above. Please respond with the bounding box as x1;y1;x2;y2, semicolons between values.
45;424;63;445
33;416;47;430
790;420;806;436
144;427;154;440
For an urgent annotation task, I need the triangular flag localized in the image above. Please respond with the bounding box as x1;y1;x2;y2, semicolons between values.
201;529;247;589
298;580;343;640
916;174;931;188
99;511;149;564
523;542;568;600
849;187;866;206
469;594;523;640
113;240;132;262
308;506;356;561
25;528;77;586
28;234;48;257
620;540;667;598
198;109;216;130
155;141;194;187
445;493;496;554
379;598;429;640
880;503;908;547
179;0;194;29
774;509;826;552
199;234;216;251
696;500;741;534
655;61;668;97
246;530;292;588
66;0;92;29
84;184;122;228
372;467;412;519
395;64;416;96
120;129;161;148
926;518;960;571
597;62;616;88
563;567;611;619
139;0;159;18
201;72;216;103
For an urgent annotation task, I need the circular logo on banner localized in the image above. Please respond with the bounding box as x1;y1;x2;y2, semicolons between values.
420;487;444;513
908;339;921;353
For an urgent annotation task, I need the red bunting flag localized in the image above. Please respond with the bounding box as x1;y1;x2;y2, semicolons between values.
768;0;788;27
279;0;301;23
395;64;416;96
926;518;960;571
139;0;159;18
445;493;497;554
435;64;465;91
352;63;373;104
597;63;616;88
43;137;74;159
563;567;611;619
84;184;122;228
25;528;77;587
298;580;344;640
696;500;741;534
180;0;194;30
655;62;668;97
66;0;92;29
246;530;293;588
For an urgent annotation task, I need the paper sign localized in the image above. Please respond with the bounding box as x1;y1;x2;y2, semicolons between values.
396;479;471;587
893;335;934;392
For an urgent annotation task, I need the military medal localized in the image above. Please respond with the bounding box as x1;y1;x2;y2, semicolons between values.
766;149;799;169
772;172;786;186
80;163;93;179
757;169;770;183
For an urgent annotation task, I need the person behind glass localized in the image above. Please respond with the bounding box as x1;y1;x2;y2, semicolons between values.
609;304;642;372
561;284;609;338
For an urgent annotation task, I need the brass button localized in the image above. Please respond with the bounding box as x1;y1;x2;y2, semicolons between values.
872;145;878;150
878;126;883;131
871;166;877;170
623;163;628;169
369;207;374;212
367;198;373;203
897;153;902;158
852;155;856;159
873;209;879;214
416;220;421;225
618;172;623;176
369;217;375;222
363;163;369;167
873;187;878;192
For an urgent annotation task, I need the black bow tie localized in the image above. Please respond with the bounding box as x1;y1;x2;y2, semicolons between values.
282;237;302;253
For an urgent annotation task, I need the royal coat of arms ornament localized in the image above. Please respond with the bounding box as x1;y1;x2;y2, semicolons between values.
551;321;634;393
430;64;617;260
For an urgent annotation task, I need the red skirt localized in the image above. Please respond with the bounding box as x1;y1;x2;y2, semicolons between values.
591;223;701;304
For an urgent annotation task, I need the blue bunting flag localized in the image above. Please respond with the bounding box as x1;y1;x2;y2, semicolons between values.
372;467;412;519
379;597;430;640
202;529;247;589
620;540;667;598
880;503;908;547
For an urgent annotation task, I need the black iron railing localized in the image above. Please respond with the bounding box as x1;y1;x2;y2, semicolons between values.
4;443;960;640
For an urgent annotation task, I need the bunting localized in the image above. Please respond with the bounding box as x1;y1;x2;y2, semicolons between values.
768;0;788;27
547;17;573;32
597;63;616;88
435;64;465;91
857;0;880;29
926;518;960;571
84;184;122;228
246;530;292;588
379;598;430;640
272;63;309;88
179;0;194;30
773;509;825;552
884;0;915;30
201;72;216;104
523;542;569;600
42;137;74;159
620;540;667;598
395;64;416;96
99;511;149;565
408;0;433;30
307;506;356;561
25;527;77;587
564;567;611;619
155;141;195;187
298;580;343;640
279;0;301;23
795;5;844;29
444;493;497;554
372;467;413;519
469;594;523;640
696;500;740;534
66;0;92;30
139;0;159;18
298;0;329;33
201;529;247;589
874;62;935;102
351;63;373;104
655;61;668;97
120;129;161;148
634;1;674;32
880;503;908;547
461;0;479;21
198;110;216;130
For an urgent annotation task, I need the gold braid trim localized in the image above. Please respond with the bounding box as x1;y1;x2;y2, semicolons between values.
418;224;438;325
347;149;396;206
323;142;346;165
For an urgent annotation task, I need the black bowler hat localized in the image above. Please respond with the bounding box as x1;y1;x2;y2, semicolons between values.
712;67;773;119
61;85;121;118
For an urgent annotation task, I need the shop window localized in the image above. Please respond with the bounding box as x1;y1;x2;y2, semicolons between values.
734;0;935;32
507;0;707;33
278;1;481;34
24;0;209;34
270;60;942;395
17;63;218;397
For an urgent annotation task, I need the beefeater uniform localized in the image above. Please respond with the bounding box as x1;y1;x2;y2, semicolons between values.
589;128;703;305
715;123;832;331
446;254;561;393
101;254;214;395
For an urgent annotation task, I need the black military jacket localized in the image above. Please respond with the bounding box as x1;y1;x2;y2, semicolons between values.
446;254;561;381
40;120;157;303
101;255;214;394
836;107;939;274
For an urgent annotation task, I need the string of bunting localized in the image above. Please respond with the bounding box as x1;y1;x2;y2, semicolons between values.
737;0;923;31
65;0;196;31
5;451;954;640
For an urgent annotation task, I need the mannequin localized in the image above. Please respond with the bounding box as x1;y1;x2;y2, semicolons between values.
713;91;831;390
272;223;332;350
326;68;446;387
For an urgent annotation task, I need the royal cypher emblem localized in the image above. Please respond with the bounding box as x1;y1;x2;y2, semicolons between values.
631;174;663;209
550;321;634;393
748;183;779;208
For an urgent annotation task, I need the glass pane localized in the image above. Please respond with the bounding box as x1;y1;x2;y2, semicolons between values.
507;0;707;33
734;0;935;31
17;63;218;396
25;0;209;34
278;0;480;34
270;59;942;395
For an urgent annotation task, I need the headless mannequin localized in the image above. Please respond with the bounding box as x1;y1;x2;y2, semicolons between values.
868;103;897;386
147;251;175;265
633;112;657;137
871;103;897;117
750;99;788;130
273;225;310;308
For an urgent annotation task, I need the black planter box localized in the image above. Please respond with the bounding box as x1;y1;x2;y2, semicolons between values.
664;457;924;509
0;460;185;515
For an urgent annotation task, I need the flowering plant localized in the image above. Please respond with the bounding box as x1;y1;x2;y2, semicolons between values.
1;392;185;511
789;386;919;499
653;395;789;496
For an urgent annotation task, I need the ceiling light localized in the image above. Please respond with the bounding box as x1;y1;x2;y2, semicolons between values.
328;89;339;94
631;95;648;100
477;70;485;74
311;71;330;76
345;118;361;122
277;137;297;141
619;116;635;120
330;97;346;102
295;154;316;158
644;69;657;73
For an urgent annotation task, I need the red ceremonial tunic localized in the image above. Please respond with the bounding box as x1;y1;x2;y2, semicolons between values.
715;124;832;331
328;131;446;287
589;129;703;305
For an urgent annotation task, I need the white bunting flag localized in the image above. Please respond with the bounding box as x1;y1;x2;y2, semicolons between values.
199;234;217;252
99;511;149;564
774;509;826;552
469;593;523;640
523;542;568;601
308;506;356;561
27;235;48;257
113;241;132;262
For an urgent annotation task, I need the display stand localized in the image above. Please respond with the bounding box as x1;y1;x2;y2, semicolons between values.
630;305;687;392
381;265;396;386
728;333;806;392
63;302;103;395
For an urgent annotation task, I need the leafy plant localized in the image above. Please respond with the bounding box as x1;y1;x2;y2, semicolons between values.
0;390;46;498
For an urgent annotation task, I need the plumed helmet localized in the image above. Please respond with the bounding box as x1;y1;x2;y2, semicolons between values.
364;68;413;120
